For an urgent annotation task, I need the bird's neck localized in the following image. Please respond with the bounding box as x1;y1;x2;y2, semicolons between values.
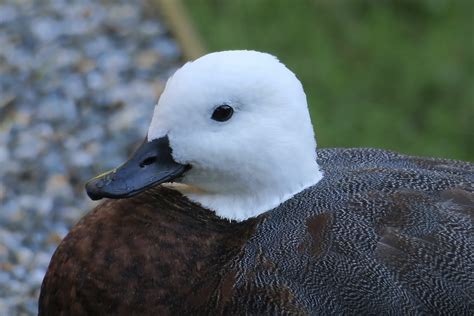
171;160;323;221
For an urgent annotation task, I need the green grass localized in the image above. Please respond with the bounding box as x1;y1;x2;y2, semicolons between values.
184;0;473;161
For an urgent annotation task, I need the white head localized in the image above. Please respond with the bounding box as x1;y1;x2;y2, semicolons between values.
147;50;323;221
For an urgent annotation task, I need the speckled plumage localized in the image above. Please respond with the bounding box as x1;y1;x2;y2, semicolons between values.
39;148;473;315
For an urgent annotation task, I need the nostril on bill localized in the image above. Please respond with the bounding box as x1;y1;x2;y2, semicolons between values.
140;156;157;168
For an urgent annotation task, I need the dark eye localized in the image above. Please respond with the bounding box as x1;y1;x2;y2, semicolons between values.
211;105;234;122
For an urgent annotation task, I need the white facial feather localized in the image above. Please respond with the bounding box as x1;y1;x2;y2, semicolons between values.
148;50;323;221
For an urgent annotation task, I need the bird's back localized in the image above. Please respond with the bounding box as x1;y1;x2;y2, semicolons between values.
222;148;473;315
39;148;473;315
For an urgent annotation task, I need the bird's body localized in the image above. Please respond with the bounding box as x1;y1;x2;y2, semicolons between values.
40;148;473;315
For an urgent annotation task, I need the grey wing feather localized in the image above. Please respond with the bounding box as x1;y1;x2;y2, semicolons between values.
228;148;473;315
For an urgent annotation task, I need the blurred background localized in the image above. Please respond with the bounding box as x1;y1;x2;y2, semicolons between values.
185;0;473;161
0;0;472;314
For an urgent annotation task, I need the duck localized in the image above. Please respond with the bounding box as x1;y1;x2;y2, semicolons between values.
39;50;473;315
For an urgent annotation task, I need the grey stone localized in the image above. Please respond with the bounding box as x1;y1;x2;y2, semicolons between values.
12;133;45;160
0;5;18;24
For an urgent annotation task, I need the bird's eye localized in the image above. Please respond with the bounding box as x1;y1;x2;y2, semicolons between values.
211;105;234;122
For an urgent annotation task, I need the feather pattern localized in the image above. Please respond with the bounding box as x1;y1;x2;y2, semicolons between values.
39;148;473;315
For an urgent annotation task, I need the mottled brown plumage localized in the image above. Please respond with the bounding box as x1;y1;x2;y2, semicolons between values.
39;188;260;315
39;148;473;315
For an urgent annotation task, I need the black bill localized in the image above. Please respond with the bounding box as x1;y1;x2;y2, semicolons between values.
85;136;189;200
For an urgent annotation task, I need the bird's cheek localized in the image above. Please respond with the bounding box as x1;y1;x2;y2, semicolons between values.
167;134;200;165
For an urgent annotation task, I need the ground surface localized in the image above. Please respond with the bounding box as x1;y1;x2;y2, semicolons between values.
0;0;181;314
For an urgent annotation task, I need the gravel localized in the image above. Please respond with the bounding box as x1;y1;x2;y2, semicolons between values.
0;0;182;314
